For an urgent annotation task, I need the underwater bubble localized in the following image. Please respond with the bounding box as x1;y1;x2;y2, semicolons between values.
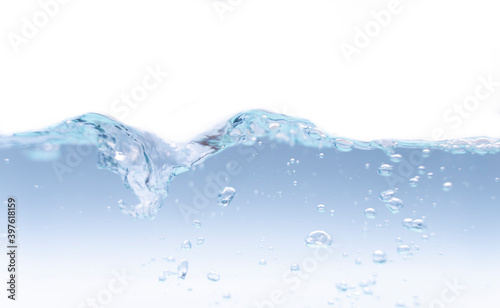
158;275;166;282
422;149;431;158
440;166;446;172
4;158;10;164
385;198;403;214
319;153;324;159
365;163;370;170
442;182;453;192
377;164;393;176
291;264;300;272
166;256;175;262
193;220;201;228
290;158;295;164
397;245;411;255
196;237;205;245
305;230;333;248
364;208;377;219
334;139;354;152
409;177;419;188
181;240;192;251
427;172;434;179
293;181;298;186
336;280;349;292
207;271;220;282
372;250;387;264
402;218;425;232
418;166;426;175
316;204;326;213
218;187;236;207
379;190;395;202
495;177;500;183
329;210;335;216
390;154;403;163
259;259;267;266
222;292;231;299
355;258;362;265
178;259;189;279
402;218;413;228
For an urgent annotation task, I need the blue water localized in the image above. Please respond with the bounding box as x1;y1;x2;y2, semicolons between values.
1;110;499;307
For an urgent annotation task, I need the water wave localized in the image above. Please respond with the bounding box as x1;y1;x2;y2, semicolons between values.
1;110;499;219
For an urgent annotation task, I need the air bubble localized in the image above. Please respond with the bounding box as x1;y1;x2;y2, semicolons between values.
207;272;220;282
372;250;387;263
305;230;333;248
218;187;236;206
364;208;376;219
181;240;192;251
377;164;393;176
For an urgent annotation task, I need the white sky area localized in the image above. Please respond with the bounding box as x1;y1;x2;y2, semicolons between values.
1;0;500;143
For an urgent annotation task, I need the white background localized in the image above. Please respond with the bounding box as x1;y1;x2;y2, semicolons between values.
1;0;500;142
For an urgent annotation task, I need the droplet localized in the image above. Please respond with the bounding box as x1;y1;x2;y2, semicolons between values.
329;210;335;216
397;245;411;255
418;166;426;175
293;181;298;186
364;208;376;219
218;187;236;206
259;259;267;266
222;292;231;299
291;264;300;272
158;275;167;282
442;182;453;192
166;256;175;262
207;271;220;282
196;237;205;245
305;230;333;248
178;259;189;279
379;190;395;202
365;163;370;170
385;198;404;214
390;154;403;163
427;172;434;179
193;220;201;228
316;204;326;213
372;250;387;263
494;177;500;183
440;166;446;172
422;149;431;158
319;153;324;159
409;177;419;188
355;257;362;265
181;240;192;251
4;158;10;164
290;158;295;164
377;164;393;176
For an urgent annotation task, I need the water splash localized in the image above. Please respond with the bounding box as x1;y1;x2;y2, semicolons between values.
1;110;500;219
